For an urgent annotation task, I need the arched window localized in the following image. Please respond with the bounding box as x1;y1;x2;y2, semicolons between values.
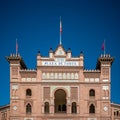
89;89;95;96
58;105;61;111
44;102;49;113
62;104;66;111
117;111;119;116
54;89;66;113
26;103;32;114
114;111;116;116
89;104;95;113
72;102;77;113
26;89;32;96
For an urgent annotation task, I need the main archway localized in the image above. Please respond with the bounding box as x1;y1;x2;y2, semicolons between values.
54;89;67;113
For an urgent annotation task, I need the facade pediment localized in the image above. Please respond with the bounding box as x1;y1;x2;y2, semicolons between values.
54;45;66;57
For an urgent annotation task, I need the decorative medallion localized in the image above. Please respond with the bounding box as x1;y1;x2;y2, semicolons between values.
103;106;108;111
13;106;17;111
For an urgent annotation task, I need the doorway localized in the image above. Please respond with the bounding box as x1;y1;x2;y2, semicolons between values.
54;89;67;113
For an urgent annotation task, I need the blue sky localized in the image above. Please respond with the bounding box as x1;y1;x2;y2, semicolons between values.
0;0;120;106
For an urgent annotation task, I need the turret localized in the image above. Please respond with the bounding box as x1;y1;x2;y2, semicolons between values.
67;48;72;58
6;54;27;82
49;48;54;58
79;51;84;67
96;54;114;82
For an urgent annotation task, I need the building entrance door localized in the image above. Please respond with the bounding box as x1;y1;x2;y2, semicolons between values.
54;89;66;113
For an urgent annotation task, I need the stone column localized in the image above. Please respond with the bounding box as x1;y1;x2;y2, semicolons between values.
41;104;44;114
67;97;71;113
50;104;54;114
50;98;54;114
77;105;79;114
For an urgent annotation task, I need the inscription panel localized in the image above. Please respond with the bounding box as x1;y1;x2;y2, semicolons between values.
42;61;79;66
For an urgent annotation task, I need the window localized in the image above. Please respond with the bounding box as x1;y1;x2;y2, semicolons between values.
117;111;119;116
26;103;32;114
58;105;61;111
89;104;95;113
114;111;116;116
1;112;7;120
44;102;49;113
26;89;32;96
72;102;77;113
89;89;95;96
62;104;66;111
54;89;67;113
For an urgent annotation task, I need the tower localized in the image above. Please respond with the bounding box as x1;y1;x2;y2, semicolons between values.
96;54;114;119
6;54;27;120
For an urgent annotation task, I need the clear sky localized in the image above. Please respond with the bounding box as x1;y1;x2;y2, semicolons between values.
0;0;120;106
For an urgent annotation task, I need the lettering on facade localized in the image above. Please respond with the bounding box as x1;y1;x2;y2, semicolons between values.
42;57;79;66
42;61;79;66
42;58;79;66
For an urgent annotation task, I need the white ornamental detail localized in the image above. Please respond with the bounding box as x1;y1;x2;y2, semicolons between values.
42;72;79;80
12;85;18;90
104;106;108;111
13;106;17;111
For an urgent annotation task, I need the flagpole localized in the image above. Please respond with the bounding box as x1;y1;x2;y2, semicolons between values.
102;39;106;56
16;39;18;56
104;39;105;55
60;16;62;45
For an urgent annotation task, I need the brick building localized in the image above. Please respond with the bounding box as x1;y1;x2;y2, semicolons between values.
0;44;120;120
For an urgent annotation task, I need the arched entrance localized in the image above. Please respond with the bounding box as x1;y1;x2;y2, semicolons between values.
54;89;67;113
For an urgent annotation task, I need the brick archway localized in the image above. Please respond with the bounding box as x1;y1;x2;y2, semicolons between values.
54;89;67;113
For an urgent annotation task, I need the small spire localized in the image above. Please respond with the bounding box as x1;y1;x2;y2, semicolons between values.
49;47;53;52
68;48;71;52
38;50;40;53
80;51;83;54
37;50;41;56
